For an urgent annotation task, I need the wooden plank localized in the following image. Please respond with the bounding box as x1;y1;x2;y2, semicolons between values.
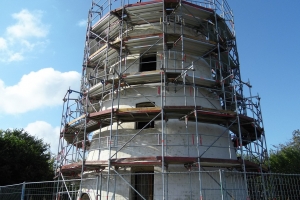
68;114;86;126
118;107;161;114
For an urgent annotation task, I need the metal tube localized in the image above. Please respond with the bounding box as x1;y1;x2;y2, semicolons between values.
96;175;100;200
161;51;166;200
112;168;146;200
60;173;72;200
21;182;25;200
100;173;102;200
192;61;203;199
55;90;68;197
258;97;269;168
117;0;125;110
78;94;89;199
180;0;187;107
233;84;249;197
105;0;113;198
121;38;163;74
199;119;237;158
110;112;161;158
219;169;224;200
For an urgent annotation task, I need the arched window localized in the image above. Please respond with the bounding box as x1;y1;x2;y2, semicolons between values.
81;193;91;200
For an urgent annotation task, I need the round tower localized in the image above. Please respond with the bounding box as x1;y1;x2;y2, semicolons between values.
56;0;268;199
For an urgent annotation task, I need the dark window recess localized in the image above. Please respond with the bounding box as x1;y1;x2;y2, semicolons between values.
133;172;154;200
136;102;155;129
140;55;156;72
136;121;154;129
81;194;91;200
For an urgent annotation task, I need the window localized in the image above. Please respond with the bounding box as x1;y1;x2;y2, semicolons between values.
81;193;91;200
140;55;156;72
136;102;155;129
131;168;154;200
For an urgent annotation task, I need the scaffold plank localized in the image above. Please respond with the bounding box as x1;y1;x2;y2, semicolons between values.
61;106;262;148
58;156;266;177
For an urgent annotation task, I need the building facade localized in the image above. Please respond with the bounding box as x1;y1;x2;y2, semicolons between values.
56;0;268;199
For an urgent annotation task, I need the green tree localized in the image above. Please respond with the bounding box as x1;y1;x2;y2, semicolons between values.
269;129;300;173
0;129;54;185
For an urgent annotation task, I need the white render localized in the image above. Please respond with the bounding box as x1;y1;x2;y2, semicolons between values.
56;0;266;199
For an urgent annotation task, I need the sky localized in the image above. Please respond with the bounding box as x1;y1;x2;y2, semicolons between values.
0;0;299;154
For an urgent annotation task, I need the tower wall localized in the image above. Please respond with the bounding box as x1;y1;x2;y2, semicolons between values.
56;0;268;199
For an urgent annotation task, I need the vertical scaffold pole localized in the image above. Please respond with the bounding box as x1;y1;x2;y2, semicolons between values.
78;92;89;199
21;182;25;200
213;0;226;111
179;0;187;107
247;82;267;199
117;0;124;110
95;174;100;200
233;84;249;198
219;169;224;200
104;0;113;198
258;96;269;168
56;89;73;199
55;91;67;198
77;1;95;196
161;0;167;199
193;62;203;200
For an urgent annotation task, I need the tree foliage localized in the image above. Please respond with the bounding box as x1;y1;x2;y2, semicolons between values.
269;129;300;173
0;129;54;185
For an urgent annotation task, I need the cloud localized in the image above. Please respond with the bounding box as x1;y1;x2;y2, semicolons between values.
0;37;8;50
8;52;24;62
0;9;49;63
7;10;49;39
24;121;60;154
0;68;80;114
77;19;87;27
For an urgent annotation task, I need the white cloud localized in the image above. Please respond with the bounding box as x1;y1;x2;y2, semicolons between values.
0;37;7;50
0;9;49;63
77;19;87;27
24;121;60;154
7;9;49;39
8;52;24;62
0;68;80;114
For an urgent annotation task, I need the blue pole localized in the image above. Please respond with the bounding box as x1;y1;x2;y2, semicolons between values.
21;182;25;200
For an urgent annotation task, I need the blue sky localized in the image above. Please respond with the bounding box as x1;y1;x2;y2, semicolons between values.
0;0;299;153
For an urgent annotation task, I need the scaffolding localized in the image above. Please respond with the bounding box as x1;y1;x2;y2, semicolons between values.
55;0;268;199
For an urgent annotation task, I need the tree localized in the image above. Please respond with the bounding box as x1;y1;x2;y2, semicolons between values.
0;129;54;185
268;129;300;173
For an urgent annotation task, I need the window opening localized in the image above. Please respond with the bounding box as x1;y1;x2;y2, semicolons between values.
81;193;91;200
136;102;155;129
132;171;154;200
140;55;156;72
